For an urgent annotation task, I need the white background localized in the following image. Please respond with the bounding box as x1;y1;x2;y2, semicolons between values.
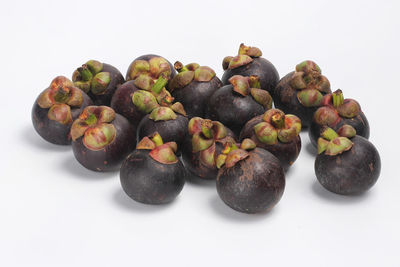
1;0;399;266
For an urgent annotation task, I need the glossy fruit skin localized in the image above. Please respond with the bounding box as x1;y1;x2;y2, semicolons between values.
221;58;279;95
31;91;92;145
206;84;265;136
72;114;136;171
274;72;331;128
308;110;370;147
171;76;222;118
120;149;185;204
110;80;144;127
137;114;188;149
239;115;301;171
181;127;236;180
88;63;125;106
315;136;381;195
216;148;285;214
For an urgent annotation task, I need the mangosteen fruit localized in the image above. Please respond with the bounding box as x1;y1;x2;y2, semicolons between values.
169;61;222;118
72;60;124;106
181;117;237;180
221;43;279;95
120;133;186;204
216;140;285;214
315;126;381;195
239;108;301;171
309;89;370;147
274;60;331;127
32;76;93;145
70;106;136;171
206;75;273;136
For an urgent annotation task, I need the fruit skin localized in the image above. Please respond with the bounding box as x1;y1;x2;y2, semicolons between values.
72;114;136;171
315;136;380;195
110;80;144;127
222;57;279;95
126;54;176;83
206;84;265;136
120;149;186;204
239;115;301;171
309;107;370;147
32;90;92;145
171;76;222;118
137;114;188;148
216;148;285;214
181;127;236;180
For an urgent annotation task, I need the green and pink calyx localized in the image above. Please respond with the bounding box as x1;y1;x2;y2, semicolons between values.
127;56;172;83
290;60;331;107
37;76;84;125
317;125;355;156
136;133;178;164
189;117;236;168
216;139;257;169
70;106;116;150
169;61;216;91
254;109;301;145
222;43;262;70
228;75;273;109
72;60;111;95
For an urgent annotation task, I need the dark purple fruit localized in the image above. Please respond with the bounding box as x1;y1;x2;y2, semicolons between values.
71;106;136;172
221;44;279;95
206;75;273;136
239;109;302;171
309;89;370;147
182;117;237;180
32;76;93;145
216;143;285;214
274;60;331;127
137;106;188;149
169;62;222;118
72;60;124;106
120;134;185;204
315;127;380;195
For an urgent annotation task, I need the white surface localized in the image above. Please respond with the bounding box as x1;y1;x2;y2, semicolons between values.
1;0;399;266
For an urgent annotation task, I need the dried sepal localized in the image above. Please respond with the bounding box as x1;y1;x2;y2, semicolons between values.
82;123;116;151
228;75;250;96
211;121;227;140
149;107;177;121
228;55;253;70
199;143;216;168
47;104;72;125
98;106;116;123
325;137;353;156
336;99;361;118
222;56;233;70
192;133;214;153
337;124;356;138
188;117;203;135
149;143;178;164
225;149;249;168
185;63;200;71
136;136;156;150
194;66;216;82
91;72;111;95
297;89;323;107
170;102;187;116
134;74;155;91
317;138;330;154
240;138;256;150
66;87;83;107
169;71;195;90
254;122;278;145
262;109;285;124
70;119;89;140
37;89;53;108
132;90;159;114
290;71;307;90
238;43;262;57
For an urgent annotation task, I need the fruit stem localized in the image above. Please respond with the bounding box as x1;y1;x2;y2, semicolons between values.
332;89;344;108
152;75;168;94
85;114;97;126
78;65;93;81
271;113;285;129
151;133;164;146
174;61;188;73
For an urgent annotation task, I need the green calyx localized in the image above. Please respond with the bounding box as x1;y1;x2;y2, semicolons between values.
317;126;354;156
170;61;215;91
328;89;361;118
91;72;111;95
188;117;229;151
132;90;159;114
137;133;179;164
216;139;256;169
222;44;262;71
149;106;177;121
126;56;172;82
228;75;272;107
72;60;111;94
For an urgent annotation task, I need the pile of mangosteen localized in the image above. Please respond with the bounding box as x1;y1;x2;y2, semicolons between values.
31;44;381;215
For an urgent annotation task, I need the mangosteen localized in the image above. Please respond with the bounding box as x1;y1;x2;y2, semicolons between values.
70;106;136;172
120;133;185;204
181;117;237;180
274;60;332;127
169;61;222;118
216;140;285;214
315;126;381;195
309;89;370;147
125;54;176;89
221;43;279;95
206;75;273;136
72;60;124;106
239;109;301;171
32;76;93;145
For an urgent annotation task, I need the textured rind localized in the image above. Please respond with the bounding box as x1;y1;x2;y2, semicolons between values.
32;89;93;145
206;84;265;136
221;57;279;95
120;150;185;204
274;71;332;128
239;115;301;171
216;148;285;214
72;114;136;171
172;76;222;118
315;136;381;195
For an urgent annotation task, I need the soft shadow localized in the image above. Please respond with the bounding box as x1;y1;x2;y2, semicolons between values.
185;174;216;188
113;189;174;213
311;181;370;204
60;156;118;180
209;195;277;222
22;125;70;152
305;142;317;155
